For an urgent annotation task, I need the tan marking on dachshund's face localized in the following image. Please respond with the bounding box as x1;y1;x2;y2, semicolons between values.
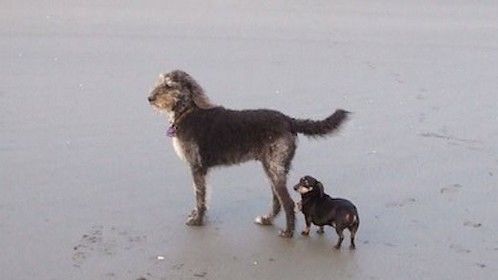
296;185;313;194
293;176;312;194
293;176;319;194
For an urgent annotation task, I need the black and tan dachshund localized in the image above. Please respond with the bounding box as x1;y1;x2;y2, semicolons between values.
294;176;359;249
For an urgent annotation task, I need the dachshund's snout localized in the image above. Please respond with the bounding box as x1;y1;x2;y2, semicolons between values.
148;96;156;103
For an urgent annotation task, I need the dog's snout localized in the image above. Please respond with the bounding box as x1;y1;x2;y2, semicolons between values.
148;96;155;102
293;184;299;191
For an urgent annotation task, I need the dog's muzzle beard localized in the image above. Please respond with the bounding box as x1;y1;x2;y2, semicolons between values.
148;98;176;122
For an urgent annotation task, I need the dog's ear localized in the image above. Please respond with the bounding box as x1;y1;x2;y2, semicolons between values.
192;90;215;109
156;73;168;86
172;70;215;109
316;181;324;197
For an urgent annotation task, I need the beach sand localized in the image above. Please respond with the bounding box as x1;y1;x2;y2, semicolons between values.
1;1;497;279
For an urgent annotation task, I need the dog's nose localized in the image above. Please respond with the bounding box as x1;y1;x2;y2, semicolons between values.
293;185;299;191
148;96;155;102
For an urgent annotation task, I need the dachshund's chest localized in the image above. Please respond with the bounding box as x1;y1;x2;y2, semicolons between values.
302;203;333;226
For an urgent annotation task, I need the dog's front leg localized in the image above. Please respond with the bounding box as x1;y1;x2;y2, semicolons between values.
186;165;207;226
301;215;311;236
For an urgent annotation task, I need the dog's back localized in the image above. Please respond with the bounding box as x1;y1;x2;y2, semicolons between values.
302;194;358;227
177;107;349;168
177;107;293;167
328;197;359;227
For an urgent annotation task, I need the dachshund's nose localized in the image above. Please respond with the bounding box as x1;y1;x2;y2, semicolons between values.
293;185;299;191
148;96;155;102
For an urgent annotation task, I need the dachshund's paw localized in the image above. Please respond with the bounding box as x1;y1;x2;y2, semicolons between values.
301;230;310;236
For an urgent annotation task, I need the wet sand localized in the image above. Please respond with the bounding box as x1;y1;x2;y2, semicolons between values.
1;1;497;279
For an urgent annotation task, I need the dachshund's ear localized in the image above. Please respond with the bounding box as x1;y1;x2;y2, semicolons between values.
316;182;324;197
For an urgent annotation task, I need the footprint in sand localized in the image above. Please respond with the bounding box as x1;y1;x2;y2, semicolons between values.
449;244;471;254
193;272;207;278
383;242;397;247
440;184;462;194
364;61;376;69
385;197;416;208
72;226;147;267
475;263;486;269
463;221;482;228
72;225;103;267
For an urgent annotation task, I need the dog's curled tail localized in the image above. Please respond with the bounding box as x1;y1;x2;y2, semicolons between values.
291;109;350;137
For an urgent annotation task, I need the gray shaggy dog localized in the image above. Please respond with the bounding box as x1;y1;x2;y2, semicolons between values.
148;70;349;237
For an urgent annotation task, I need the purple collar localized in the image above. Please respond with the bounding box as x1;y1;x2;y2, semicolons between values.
166;108;194;138
166;124;177;137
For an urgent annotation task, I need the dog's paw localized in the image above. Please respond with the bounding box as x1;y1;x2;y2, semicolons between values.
316;228;325;234
188;209;197;218
279;230;294;238
185;210;204;226
185;216;203;226
254;216;273;226
301;230;310;236
349;244;356;250
334;244;341;250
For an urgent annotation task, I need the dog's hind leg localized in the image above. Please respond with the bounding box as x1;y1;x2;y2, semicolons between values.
256;136;296;237
273;174;295;238
334;227;345;249
254;163;282;226
186;165;208;226
349;221;359;249
254;189;281;226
